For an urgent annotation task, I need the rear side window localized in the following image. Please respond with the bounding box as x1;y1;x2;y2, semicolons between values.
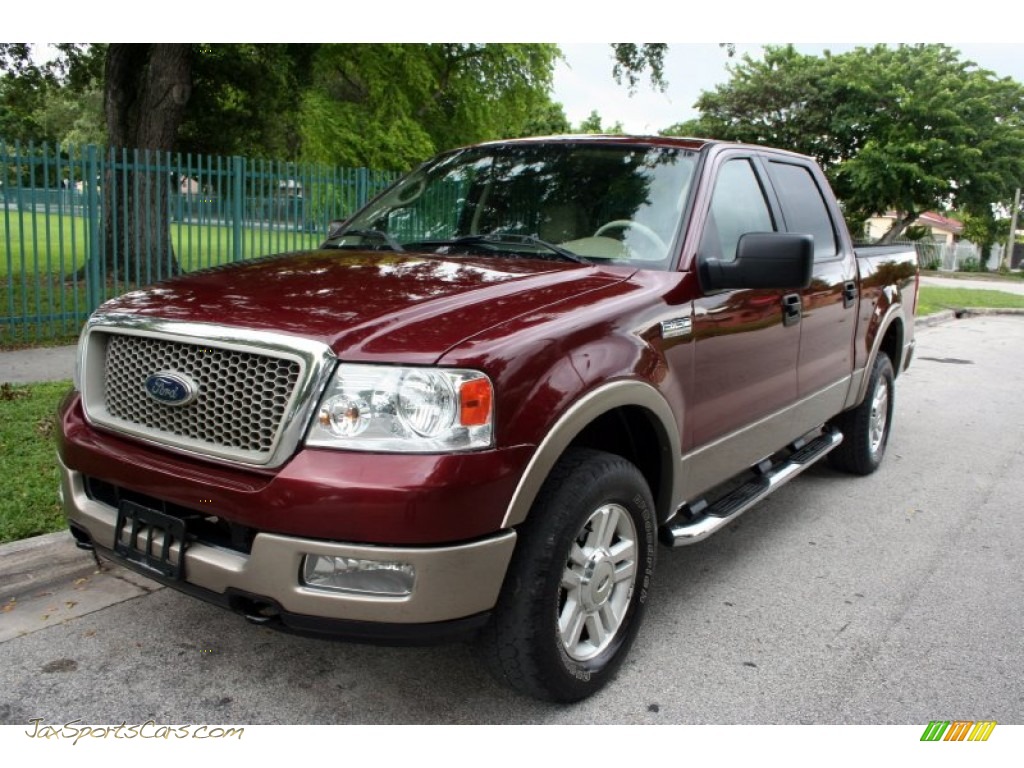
767;161;838;261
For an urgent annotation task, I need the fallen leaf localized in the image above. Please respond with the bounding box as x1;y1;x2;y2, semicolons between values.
73;578;88;586
64;601;78;609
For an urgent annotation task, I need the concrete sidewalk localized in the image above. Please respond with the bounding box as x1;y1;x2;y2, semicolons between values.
0;344;76;384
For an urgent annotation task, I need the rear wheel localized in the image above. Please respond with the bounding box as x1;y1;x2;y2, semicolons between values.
478;448;656;702
829;353;895;475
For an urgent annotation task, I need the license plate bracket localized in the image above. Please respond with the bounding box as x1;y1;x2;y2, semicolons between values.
114;500;187;580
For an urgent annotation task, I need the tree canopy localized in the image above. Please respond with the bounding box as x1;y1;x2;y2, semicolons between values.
1;43;568;169
666;44;1024;241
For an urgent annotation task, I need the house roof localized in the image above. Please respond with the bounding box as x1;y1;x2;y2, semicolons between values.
877;210;964;234
916;211;964;234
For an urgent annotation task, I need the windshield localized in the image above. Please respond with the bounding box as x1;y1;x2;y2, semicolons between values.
326;143;697;269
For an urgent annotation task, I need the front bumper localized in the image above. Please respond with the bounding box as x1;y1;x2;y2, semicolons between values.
60;455;516;638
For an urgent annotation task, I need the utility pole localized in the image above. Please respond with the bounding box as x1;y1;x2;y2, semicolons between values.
1005;188;1021;271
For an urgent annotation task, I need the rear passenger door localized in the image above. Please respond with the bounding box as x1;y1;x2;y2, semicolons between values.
762;157;858;428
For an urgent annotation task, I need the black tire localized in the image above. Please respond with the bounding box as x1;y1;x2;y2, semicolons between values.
828;353;895;475
477;448;657;702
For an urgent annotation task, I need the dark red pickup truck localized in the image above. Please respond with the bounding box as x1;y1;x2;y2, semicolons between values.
58;135;918;702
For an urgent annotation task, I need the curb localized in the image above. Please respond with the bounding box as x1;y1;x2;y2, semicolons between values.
916;307;1024;328
916;310;957;328
0;530;99;603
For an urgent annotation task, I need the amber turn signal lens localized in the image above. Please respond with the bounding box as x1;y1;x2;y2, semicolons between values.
459;377;492;427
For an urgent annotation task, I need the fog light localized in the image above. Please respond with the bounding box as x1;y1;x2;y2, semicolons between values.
302;554;415;596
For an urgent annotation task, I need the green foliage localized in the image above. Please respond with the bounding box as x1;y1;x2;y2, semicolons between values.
666;44;1024;241
2;43;562;170
575;110;624;135
177;44;312;159
517;101;571;138
0;44;105;146
611;44;668;92
297;44;560;170
955;209;1004;253
0;381;72;543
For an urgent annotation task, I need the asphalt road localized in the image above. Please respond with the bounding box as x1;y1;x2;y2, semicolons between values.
1;316;1022;730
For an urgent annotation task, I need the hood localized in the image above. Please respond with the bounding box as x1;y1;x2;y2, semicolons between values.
95;250;631;363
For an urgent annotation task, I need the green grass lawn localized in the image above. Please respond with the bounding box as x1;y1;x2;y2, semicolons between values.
2;212;323;277
0;381;73;544
917;285;1024;316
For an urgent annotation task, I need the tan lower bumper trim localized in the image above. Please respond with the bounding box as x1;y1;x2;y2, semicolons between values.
59;459;516;624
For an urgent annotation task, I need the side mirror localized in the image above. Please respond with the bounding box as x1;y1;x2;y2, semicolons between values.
326;219;347;239
701;232;813;291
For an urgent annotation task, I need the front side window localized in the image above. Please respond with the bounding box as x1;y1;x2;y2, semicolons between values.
328;143;697;269
700;158;775;263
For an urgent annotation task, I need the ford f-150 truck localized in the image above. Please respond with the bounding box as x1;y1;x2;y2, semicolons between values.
58;135;918;702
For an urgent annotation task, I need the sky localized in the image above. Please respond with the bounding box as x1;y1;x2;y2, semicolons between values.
554;43;1024;135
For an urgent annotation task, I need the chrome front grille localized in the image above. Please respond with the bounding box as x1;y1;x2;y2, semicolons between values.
80;318;337;467
103;335;301;455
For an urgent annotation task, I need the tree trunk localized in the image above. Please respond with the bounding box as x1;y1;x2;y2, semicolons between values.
877;211;917;244
100;44;192;283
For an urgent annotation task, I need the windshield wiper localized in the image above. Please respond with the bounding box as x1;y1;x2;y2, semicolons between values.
323;228;405;252
409;234;589;264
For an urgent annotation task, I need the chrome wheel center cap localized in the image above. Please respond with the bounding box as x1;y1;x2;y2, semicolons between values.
581;552;615;612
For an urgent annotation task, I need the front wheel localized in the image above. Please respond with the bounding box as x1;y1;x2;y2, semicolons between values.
828;352;895;475
477;448;656;702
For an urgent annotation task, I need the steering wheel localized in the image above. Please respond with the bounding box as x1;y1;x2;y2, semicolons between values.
593;219;668;255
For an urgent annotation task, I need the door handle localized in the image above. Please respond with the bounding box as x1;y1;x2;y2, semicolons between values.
843;281;858;309
782;293;802;327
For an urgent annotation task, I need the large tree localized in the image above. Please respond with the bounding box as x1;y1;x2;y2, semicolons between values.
667;44;1024;242
103;44;193;279
297;44;561;169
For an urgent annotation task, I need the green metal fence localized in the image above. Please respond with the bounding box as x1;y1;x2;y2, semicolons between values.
1;141;399;346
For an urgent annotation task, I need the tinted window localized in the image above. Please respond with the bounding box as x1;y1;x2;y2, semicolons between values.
700;159;775;263
767;161;838;261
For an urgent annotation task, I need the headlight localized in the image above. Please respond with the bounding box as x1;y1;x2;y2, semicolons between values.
305;364;493;452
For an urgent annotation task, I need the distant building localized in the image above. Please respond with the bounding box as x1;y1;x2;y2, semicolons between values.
865;211;964;245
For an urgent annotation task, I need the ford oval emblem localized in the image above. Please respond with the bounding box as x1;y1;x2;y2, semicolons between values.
144;372;198;406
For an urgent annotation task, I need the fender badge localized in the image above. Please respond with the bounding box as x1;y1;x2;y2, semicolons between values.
660;317;693;339
144;371;198;406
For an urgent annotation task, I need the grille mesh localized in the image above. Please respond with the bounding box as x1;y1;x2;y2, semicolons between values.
102;334;302;457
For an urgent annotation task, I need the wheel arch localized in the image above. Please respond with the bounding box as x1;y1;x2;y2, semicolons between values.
501;380;681;529
849;307;906;409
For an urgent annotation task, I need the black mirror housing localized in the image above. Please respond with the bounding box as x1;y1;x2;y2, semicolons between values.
702;232;814;291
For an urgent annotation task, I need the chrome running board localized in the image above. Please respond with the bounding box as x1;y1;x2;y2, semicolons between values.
660;428;843;547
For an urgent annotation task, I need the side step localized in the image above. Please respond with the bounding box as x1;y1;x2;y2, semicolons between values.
659;428;843;548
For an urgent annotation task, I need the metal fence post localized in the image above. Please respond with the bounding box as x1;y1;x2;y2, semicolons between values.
356;167;368;208
232;156;244;262
86;144;102;312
